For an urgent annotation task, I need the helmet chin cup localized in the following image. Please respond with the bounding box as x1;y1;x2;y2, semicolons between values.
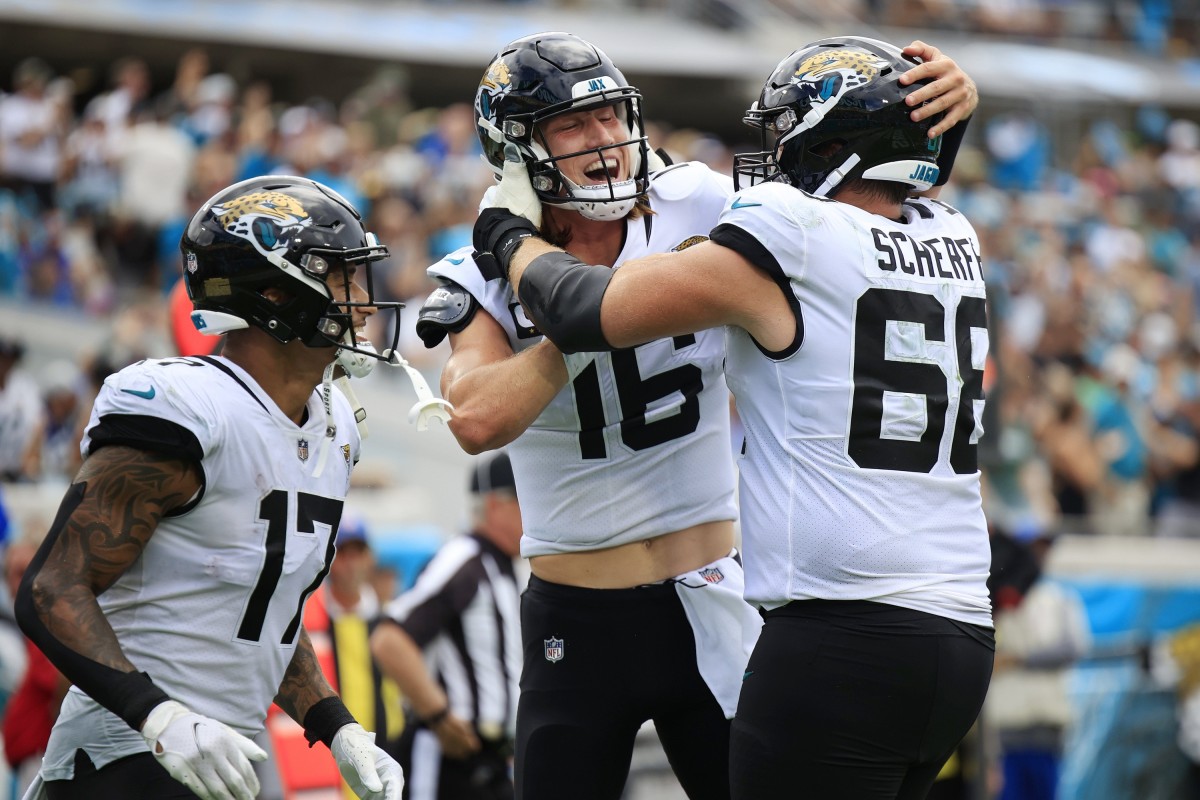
561;178;639;221
336;335;378;379
570;198;637;222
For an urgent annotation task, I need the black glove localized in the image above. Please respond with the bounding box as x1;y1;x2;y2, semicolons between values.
472;208;539;281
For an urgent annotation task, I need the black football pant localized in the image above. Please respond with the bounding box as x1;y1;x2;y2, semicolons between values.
730;599;994;800
46;749;194;799
515;576;732;800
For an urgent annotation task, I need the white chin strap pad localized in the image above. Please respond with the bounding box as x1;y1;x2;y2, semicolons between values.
560;174;638;221
336;335;378;379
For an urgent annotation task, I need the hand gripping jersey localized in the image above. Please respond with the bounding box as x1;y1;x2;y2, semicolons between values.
712;185;993;628
42;355;361;780
430;163;738;556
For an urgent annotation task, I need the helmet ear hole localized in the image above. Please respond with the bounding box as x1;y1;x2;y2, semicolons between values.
809;139;847;159
261;287;291;306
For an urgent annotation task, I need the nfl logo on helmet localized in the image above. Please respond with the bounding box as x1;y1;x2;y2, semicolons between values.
544;637;564;663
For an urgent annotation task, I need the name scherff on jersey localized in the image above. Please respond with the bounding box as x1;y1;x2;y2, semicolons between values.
870;227;984;282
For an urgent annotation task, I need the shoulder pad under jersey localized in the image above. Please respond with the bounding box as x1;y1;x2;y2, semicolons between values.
650;161;733;203
416;280;479;348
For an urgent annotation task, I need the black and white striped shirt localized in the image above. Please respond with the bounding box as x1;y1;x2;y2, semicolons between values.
382;533;521;740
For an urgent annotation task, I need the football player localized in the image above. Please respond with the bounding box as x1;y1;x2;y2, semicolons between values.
16;176;406;800
479;35;994;800
417;32;980;800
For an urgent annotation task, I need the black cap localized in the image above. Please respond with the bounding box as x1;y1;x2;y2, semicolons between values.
0;337;23;360
470;451;517;495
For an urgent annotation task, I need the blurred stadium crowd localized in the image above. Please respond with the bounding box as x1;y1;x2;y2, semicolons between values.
2;41;1200;545
504;0;1200;55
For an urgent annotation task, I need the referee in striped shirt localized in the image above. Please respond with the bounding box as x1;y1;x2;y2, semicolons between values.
371;451;522;800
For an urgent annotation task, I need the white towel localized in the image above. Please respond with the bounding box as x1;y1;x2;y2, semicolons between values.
672;550;763;718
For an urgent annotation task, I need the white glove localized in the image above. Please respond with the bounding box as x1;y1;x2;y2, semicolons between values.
331;723;405;799
491;144;542;228
140;700;267;800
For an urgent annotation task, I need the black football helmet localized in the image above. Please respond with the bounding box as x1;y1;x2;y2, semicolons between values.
180;175;401;375
733;36;944;196
474;32;651;221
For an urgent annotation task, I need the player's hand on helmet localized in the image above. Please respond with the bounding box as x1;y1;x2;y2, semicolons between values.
474;145;542;279
493;144;542;227
331;723;405;800
898;40;977;138
428;711;481;760
140;700;267;800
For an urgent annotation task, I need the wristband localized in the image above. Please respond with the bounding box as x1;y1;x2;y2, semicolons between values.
472;208;539;279
934;114;971;186
421;706;450;727
116;671;172;731
303;696;358;748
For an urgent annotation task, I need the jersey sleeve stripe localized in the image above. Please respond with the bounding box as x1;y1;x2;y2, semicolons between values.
86;413;207;517
710;222;805;359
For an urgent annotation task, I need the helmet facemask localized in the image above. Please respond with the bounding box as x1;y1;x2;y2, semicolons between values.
298;238;401;379
525;94;650;221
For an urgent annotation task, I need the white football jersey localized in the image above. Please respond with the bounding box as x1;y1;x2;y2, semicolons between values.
716;185;993;627
44;355;361;779
430;162;738;556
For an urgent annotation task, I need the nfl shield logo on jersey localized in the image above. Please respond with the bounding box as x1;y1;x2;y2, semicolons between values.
699;567;725;584
297;439;309;461
544;637;564;663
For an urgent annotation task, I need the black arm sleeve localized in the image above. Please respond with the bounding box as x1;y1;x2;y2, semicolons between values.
86;413;204;461
934;114;971;187
516;252;616;354
14;483;170;730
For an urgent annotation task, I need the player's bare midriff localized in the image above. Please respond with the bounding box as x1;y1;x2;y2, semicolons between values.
529;520;736;588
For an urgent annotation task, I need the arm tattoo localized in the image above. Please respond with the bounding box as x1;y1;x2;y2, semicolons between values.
29;446;202;671
274;628;337;724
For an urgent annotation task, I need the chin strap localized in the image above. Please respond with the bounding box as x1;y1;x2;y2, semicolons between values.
311;362;338;479
311;349;452;473
382;348;454;431
335;375;369;440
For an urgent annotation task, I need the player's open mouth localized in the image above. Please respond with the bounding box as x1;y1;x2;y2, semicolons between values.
583;158;621;183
